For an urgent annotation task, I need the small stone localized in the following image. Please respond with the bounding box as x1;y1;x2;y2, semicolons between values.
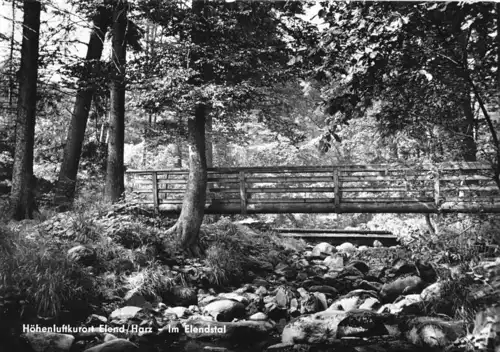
166;306;188;318
202;300;245;322
109;306;142;323
249;312;268;321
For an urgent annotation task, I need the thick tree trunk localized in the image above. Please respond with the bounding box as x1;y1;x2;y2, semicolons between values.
53;7;109;209
165;0;210;256
460;93;477;162
166;105;207;256
460;95;477;161
10;0;40;220
104;1;127;203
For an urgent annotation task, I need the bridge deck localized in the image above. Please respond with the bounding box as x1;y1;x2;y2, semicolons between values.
126;162;500;214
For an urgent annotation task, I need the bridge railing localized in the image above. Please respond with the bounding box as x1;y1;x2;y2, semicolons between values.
125;162;500;214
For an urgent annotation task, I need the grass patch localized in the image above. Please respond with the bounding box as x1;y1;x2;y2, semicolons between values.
124;263;175;302
0;225;100;318
201;218;305;286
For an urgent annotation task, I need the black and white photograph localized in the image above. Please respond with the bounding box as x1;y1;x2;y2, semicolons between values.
0;1;499;351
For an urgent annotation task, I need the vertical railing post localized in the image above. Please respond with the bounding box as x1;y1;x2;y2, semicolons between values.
333;168;340;213
434;169;440;208
239;171;247;215
152;171;159;214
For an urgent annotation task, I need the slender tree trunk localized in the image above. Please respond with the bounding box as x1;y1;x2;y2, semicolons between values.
8;0;16;110
53;7;110;209
174;139;183;168
142;113;151;167
10;0;40;220
205;112;213;168
166;105;207;256
104;0;127;203
497;3;500;110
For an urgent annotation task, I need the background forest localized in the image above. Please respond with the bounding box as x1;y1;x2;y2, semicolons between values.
1;1;500;352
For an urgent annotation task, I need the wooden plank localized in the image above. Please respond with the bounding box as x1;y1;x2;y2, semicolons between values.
126;161;492;174
276;228;393;235
152;171;159;214
341;187;415;192
246;187;336;193
245;176;333;183
334;168;340;213
280;233;396;239
342;197;434;202
239;171;247;215
440;175;492;181
441;186;499;192
434;171;440;207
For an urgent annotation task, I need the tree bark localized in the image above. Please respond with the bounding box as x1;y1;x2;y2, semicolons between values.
165;0;211;256
460;93;477;162
205;112;213;167
166;105;207;256
53;6;110;209
8;0;16;110
104;0;127;203
10;0;40;220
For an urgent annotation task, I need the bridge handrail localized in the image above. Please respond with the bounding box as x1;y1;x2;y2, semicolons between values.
126;161;493;174
125;162;499;214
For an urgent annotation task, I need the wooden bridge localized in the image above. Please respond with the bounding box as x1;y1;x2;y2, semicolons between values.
126;162;500;214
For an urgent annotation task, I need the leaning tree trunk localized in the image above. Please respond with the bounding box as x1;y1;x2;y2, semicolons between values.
10;0;40;220
104;0;127;203
166;105;207;256
54;7;110;209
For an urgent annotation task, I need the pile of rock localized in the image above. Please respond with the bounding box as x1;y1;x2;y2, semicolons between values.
17;240;469;352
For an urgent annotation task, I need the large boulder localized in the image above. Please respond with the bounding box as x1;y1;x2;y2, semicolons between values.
328;290;379;312
323;254;344;271
378;294;423;314
109;306;142;324
336;309;389;338
67;245;97;266
336;242;356;254
403;317;465;349
25;332;74;352
420;281;444;301
281;310;347;344
83;339;139;352
202;299;245;322
380;276;424;303
311;242;336;257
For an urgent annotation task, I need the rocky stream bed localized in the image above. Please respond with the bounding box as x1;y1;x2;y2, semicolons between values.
1;233;485;352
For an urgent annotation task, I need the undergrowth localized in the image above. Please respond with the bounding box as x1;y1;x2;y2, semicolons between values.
0;225;100;318
202;217;306;286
